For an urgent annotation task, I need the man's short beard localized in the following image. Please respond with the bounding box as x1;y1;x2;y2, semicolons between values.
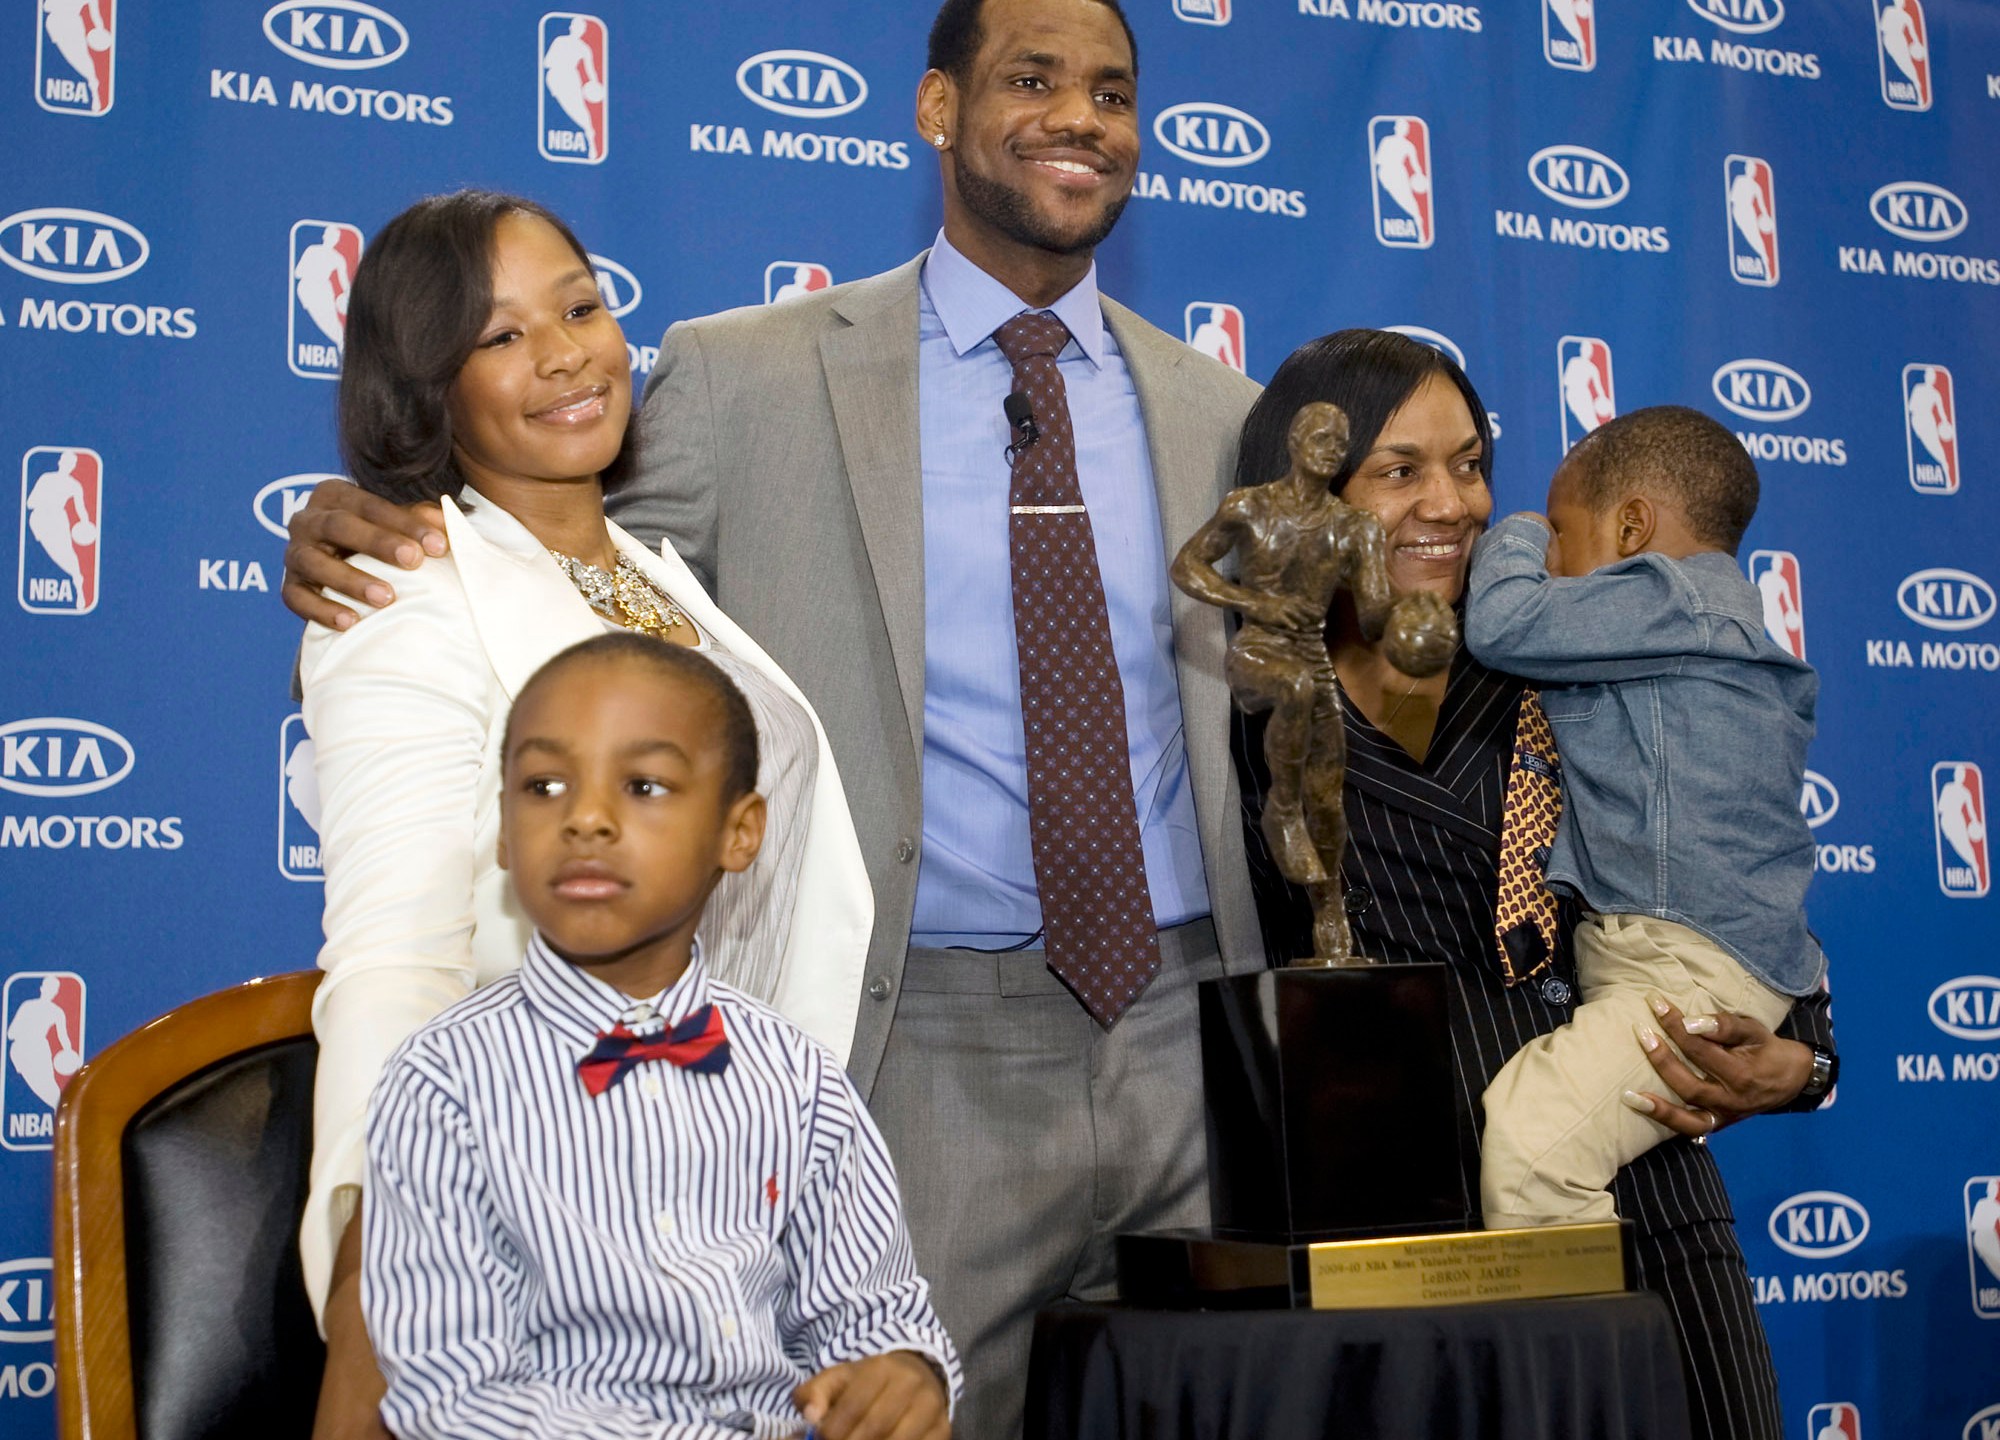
954;162;1130;256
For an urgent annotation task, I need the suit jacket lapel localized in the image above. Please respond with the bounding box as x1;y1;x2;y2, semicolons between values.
1105;299;1236;889
820;258;927;756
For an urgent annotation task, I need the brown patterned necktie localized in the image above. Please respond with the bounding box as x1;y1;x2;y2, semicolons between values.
1494;688;1562;984
993;310;1161;1027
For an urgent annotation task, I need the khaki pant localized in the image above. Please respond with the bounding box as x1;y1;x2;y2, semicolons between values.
1479;912;1793;1229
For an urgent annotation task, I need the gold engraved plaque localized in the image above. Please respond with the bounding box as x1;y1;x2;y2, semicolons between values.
1306;1222;1627;1310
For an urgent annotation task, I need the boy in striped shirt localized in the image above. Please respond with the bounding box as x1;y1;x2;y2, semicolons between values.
363;634;959;1440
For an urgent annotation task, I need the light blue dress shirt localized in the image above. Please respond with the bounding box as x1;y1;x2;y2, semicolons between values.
909;231;1210;948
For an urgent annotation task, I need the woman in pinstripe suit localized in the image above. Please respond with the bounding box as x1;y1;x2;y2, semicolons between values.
1232;330;1837;1440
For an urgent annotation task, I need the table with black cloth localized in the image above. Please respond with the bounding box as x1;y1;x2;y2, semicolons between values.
1025;1294;1692;1440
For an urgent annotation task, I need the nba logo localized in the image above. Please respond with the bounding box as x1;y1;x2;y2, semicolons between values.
1933;761;1989;898
1903;363;1960;495
1557;337;1615;451
1875;0;1933;111
1725;156;1779;288
1369;117;1434;249
19;446;102;615
280;714;324;883
35;0;115;115
1;972;86;1152
1173;0;1231;23
1543;0;1594;71
1184;303;1246;374
1967;1176;2000;1317
1747;550;1806;659
540;13;609;164
289;220;363;381
1806;1403;1862;1439
765;262;832;304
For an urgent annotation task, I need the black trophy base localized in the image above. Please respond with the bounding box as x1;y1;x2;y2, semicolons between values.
1201;962;1470;1237
1117;1221;1637;1311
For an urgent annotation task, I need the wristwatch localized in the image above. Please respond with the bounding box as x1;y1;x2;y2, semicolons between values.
1796;1044;1839;1104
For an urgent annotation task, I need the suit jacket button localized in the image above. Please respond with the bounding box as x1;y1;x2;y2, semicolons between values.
868;978;891;1002
895;837;915;864
1539;974;1574;1007
1343;886;1371;915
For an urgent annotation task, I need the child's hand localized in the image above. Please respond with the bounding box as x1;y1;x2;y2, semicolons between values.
793;1351;949;1440
1516;515;1560;576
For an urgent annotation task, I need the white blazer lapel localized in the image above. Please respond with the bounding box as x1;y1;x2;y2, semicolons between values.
441;494;606;701
612;522;875;1066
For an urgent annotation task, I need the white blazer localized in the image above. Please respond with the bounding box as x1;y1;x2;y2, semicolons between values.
296;493;873;1319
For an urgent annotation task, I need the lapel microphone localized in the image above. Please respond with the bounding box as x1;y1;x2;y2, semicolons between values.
1004;390;1040;462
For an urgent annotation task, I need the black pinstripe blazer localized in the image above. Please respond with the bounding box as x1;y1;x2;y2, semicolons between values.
1234;649;1835;1232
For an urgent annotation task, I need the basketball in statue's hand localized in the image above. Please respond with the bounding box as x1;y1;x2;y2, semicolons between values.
1380;591;1458;679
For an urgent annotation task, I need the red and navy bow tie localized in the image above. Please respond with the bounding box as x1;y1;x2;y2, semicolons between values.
577;1004;730;1096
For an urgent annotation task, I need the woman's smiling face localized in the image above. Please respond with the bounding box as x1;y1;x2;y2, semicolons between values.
446;212;631;504
1337;373;1492;604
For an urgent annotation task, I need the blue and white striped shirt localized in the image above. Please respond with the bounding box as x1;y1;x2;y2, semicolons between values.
363;934;960;1440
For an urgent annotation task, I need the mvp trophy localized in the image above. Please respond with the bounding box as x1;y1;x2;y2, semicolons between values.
1118;401;1631;1310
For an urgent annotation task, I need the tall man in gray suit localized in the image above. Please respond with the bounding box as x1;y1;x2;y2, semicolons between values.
285;0;1262;1432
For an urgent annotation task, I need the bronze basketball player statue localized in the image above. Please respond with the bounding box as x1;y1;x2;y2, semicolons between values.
1172;401;1456;963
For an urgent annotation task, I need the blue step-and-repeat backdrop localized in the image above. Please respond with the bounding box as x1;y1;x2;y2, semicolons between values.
3;0;1996;1433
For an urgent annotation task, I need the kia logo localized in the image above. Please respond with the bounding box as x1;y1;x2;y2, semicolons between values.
735;50;867;119
0;718;134;798
1897;568;1996;632
1928;975;2000;1042
588;254;642;319
0;207;148;285
1768;1191;1869;1259
1712;358;1810;422
1870;182;1969;243
0;1258;54;1343
1153;102;1270;168
1799;770;1839;829
254;474;340;542
1385;325;1465;370
1965;1403;2000;1440
262;1;408;70
1528;145;1630;210
1685;0;1784;35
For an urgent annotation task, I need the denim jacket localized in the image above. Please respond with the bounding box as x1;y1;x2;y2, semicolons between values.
1465;515;1826;996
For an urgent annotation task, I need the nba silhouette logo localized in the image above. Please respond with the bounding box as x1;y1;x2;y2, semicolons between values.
1747;550;1806;659
765;262;832;304
1543;0;1594;71
1184;303;1246;374
35;0;115;115
1967;1176;2000;1317
1;972;86;1152
1875;0;1933;111
1725;156;1779;288
1369;117;1434;249
289;220;363;381
1903;363;1959;495
1806;1403;1862;1440
1557;337;1615;451
19;446;102;616
540;13;609;164
1173;0;1231;23
280;714;324;883
1933;761;1989;898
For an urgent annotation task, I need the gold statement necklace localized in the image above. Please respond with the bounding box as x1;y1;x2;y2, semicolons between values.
548;548;688;640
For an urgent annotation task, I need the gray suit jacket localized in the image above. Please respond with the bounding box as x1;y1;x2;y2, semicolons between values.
614;255;1265;1095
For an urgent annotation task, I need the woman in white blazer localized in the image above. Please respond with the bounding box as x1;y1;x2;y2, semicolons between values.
297;191;872;1438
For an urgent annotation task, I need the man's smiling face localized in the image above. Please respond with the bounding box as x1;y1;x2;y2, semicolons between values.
936;0;1140;263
